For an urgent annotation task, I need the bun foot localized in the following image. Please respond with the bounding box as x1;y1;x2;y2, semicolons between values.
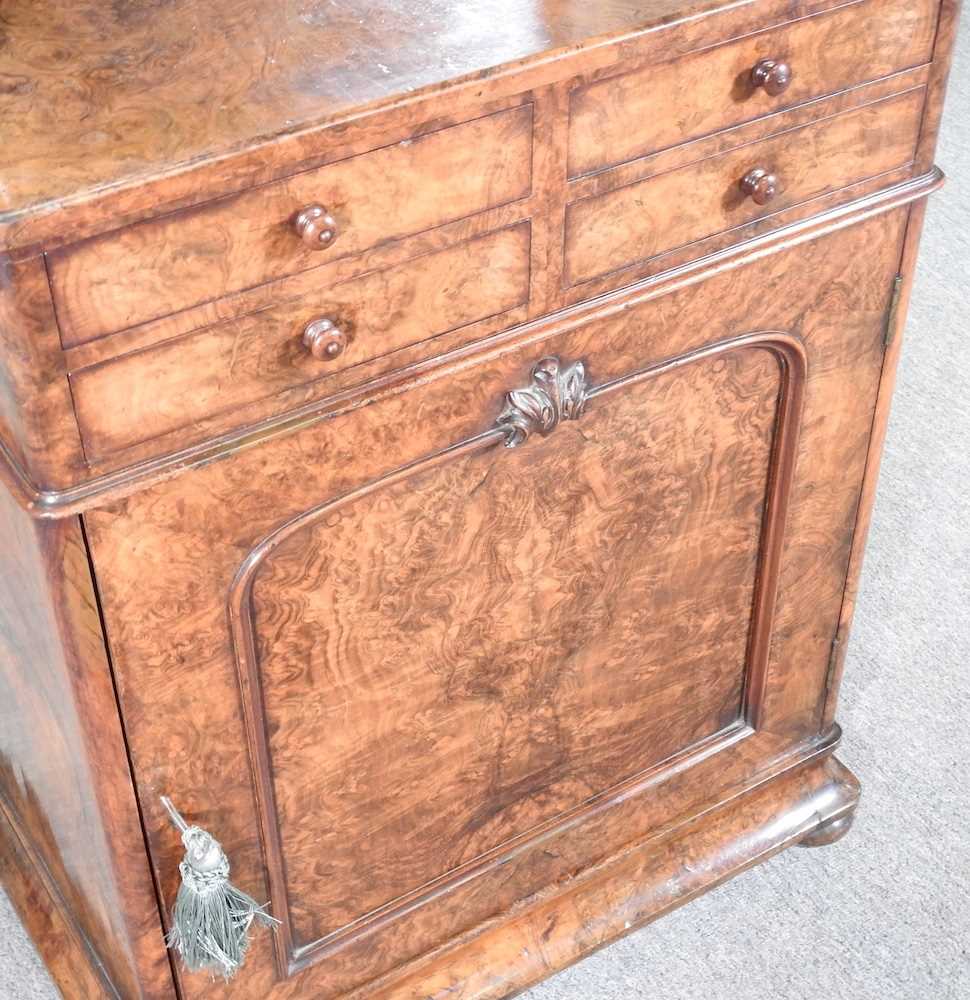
799;810;856;848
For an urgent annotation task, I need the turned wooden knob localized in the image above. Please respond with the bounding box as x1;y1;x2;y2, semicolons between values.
302;317;345;360
294;204;338;249
751;58;793;96
740;168;778;206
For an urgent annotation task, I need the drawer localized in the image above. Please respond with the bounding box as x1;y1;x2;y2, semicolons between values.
70;224;531;459
568;0;938;178
50;105;534;347
564;87;924;287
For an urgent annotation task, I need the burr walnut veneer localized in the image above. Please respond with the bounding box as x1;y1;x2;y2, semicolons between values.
0;1;960;997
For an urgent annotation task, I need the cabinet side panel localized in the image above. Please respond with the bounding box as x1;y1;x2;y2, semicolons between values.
758;207;910;734
0;255;87;496
914;0;963;172
831;1;969;711
0;484;172;997
822;195;933;723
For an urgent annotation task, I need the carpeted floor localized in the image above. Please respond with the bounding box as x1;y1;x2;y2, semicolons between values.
2;14;967;999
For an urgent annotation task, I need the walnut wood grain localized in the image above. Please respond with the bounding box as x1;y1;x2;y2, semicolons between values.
0;0;869;255
0;2;945;507
0;800;115;1000
0;2;958;997
359;755;860;1000
81;208;905;998
63;199;533;373
787;0;959;728
562;164;934;310
569;65;931;207
913;0;963;175
69;224;531;459
565;86;924;286
50;105;533;346
231;334;798;967
0;485;172;997
0;256;86;493
0;167;939;519
567;0;939;177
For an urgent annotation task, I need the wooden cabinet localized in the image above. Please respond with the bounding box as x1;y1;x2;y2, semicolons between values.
0;1;960;998
81;215;898;997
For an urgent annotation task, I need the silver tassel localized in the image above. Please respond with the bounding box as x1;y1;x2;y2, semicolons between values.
161;796;280;980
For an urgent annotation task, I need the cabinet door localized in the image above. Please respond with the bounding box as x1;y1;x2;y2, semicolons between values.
84;208;907;999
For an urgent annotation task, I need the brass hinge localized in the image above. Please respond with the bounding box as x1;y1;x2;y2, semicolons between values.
884;274;904;349
825;627;847;695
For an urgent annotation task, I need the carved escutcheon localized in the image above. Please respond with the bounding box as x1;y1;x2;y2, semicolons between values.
497;357;589;448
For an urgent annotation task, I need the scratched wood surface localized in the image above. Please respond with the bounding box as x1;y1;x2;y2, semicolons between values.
80;207;905;998
568;0;939;177
362;756;860;1000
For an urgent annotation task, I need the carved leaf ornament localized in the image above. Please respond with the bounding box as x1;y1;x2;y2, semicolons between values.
497;357;589;447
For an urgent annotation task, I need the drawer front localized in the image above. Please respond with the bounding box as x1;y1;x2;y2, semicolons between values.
565;87;923;287
83;208;906;999
70;225;531;459
568;0;938;177
50;105;534;346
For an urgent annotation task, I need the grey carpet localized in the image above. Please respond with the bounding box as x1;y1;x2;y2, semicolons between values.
2;14;967;998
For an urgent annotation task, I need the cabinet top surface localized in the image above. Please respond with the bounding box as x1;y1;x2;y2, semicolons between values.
0;0;718;231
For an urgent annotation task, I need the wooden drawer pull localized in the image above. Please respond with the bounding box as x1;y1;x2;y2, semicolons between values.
302;317;346;360
294;204;339;249
740;168;779;206
751;58;793;96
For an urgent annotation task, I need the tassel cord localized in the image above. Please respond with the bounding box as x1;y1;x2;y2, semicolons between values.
160;795;279;980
